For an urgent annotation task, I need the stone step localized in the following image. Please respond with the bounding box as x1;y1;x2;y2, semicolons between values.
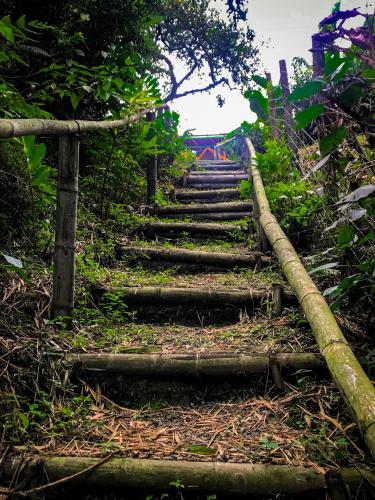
155;201;252;216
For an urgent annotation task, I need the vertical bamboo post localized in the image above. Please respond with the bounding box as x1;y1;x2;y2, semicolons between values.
52;134;80;320
146;111;157;204
272;284;283;316
265;72;280;140
279;60;297;158
312;34;325;77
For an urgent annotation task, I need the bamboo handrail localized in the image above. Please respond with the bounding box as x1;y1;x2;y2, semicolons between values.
0;108;154;139
244;136;375;458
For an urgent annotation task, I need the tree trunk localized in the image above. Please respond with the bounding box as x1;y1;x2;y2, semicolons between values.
117;245;271;267
64;352;325;377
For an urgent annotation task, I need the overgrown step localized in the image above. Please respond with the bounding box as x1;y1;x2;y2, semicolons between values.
189;170;243;176
187;183;246;189
117;245;271;267
175;188;240;203
160;212;251;221
155;201;253;215
144;221;247;238
65;352;325;378
98;286;295;306
191;163;243;171
3;457;374;497
185;173;248;185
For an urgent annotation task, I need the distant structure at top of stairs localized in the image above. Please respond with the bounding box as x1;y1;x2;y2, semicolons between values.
183;133;227;160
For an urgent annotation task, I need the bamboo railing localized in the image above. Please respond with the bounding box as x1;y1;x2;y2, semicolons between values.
0;107;162;319
244;136;375;458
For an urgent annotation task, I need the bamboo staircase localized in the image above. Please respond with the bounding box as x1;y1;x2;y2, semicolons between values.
3;157;375;498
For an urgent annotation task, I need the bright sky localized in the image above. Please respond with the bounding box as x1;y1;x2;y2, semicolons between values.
171;0;373;135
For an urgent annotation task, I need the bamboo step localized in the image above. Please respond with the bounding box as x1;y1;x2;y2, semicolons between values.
162;211;251;221
175;188;240;203
187;183;245;189
186;173;248;184
3;457;373;497
64;352;325;378
191;163;243;171
97;286;295;306
117;245;270;267
144;221;247;238
155;201;252;216
189;170;243;176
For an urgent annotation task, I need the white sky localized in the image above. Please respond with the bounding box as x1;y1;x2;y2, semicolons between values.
170;0;373;135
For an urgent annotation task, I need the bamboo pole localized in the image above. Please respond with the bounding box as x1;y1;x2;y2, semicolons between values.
176;188;240;202
0;109;151;139
279;60;297;158
51;135;80;319
158;212;252;221
144;221;246;237
3;458;375;496
116;245;271;267
98;285;295;306
155;201;253;215
265;72;280;141
187;173;247;184
185;183;245;190
189;170;242;176
245;136;375;458
190;164;243;171
64;352;325;377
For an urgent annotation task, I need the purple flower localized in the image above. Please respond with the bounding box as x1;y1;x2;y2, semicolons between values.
319;8;362;27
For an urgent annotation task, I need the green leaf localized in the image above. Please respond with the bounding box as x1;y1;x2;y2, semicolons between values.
319;126;346;155
28;143;46;170
31;165;50;187
70;92;81;110
0;17;14;42
288;81;324;102
186;445;216;455
295;104;324;130
309;262;338;274
0;51;9;62
252;74;268;89
18;412;29;429
337;84;363;107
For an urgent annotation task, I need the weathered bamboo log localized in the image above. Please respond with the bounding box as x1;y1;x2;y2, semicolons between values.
191;163;243;171
189;170;243;176
246;136;375;458
144;221;245;237
117;245;271;267
155;201;253;215
163;212;252;221
51;135;80;319
0;109;151;138
187;174;248;184
64;352;325;377
176;188;240;202
3;458;375;496
186;182;244;189
100;285;295;306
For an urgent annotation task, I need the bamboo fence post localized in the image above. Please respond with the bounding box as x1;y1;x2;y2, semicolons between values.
146;111;157;204
272;283;283;316
279;60;297;158
312;34;325;77
51;135;80;319
265;72;280;140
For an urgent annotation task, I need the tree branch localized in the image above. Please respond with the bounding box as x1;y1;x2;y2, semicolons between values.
164;77;228;102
